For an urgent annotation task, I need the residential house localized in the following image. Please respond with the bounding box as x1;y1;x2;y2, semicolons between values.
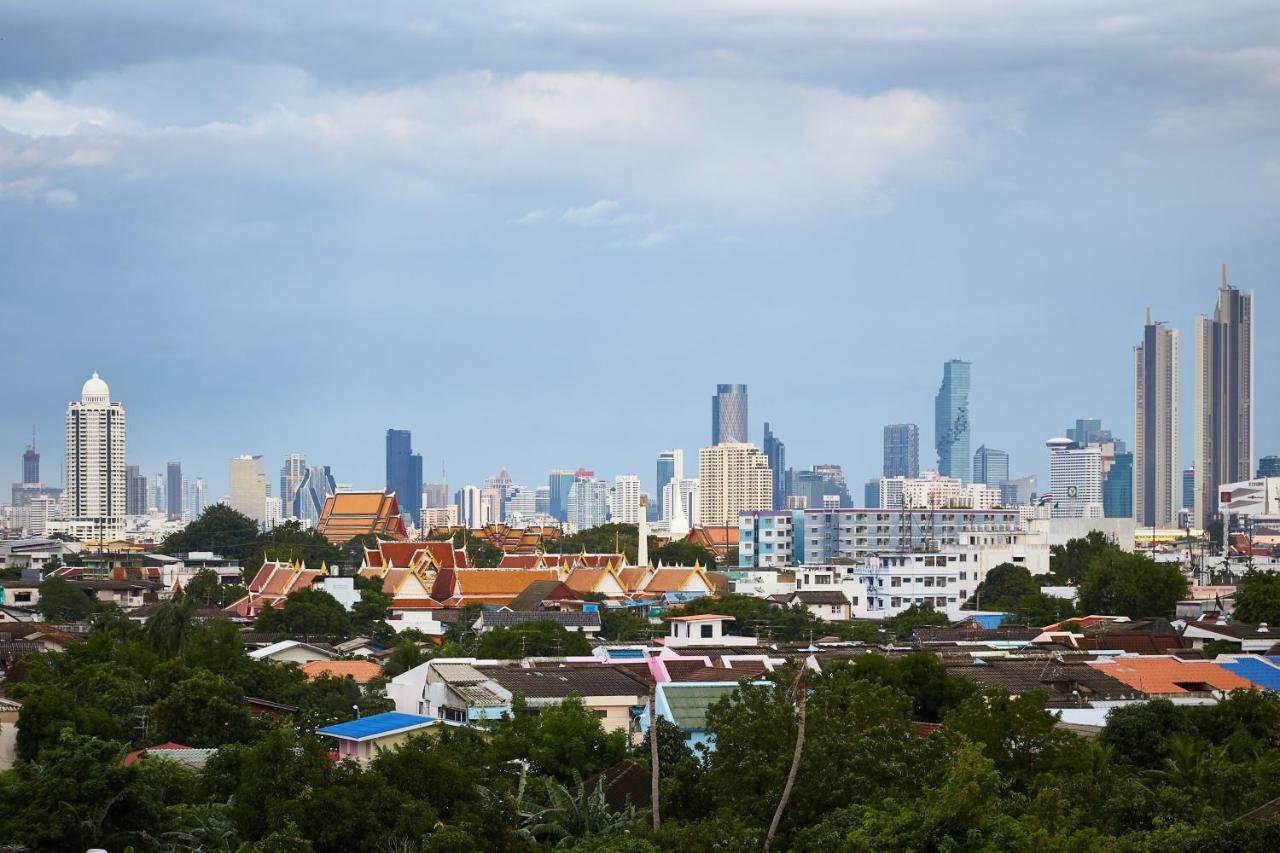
787;590;853;622
1182;620;1280;654
1087;656;1253;697
473;610;601;636
316;712;446;766
299;659;385;685
248;640;335;665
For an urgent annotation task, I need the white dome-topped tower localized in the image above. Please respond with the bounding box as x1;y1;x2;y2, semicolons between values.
81;372;110;405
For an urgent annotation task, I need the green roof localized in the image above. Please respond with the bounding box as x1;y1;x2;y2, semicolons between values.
663;684;740;731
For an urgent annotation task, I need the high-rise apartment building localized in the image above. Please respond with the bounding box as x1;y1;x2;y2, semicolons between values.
972;446;1009;488
762;424;786;510
656;449;683;519
280;453;307;519
934;360;971;484
455;485;485;528
1259;457;1280;478
698;442;772;526
166;461;183;521
64;373;126;534
1181;468;1195;512
548;468;577;522
611;475;641;524
568;476;610;531
423;482;449;508
126;465;148;515
1134;309;1180;528
883;424;920;479
183;477;207;523
1047;437;1104;519
534;485;551;516
229;455;267;524
152;473;166;515
711;384;748;445
385;429;423;523
1000;475;1037;508
864;478;881;509
1193;269;1254;529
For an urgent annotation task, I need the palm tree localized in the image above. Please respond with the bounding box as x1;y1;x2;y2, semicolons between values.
518;771;638;847
145;596;197;658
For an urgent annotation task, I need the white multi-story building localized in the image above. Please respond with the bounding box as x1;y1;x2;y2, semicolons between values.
229;455;268;525
663;478;700;532
568;477;610;531
26;494;60;536
698;442;772;526
182;478;208;523
455;486;485;528
611;475;641;524
1047;438;1104;518
264;496;282;530
63;372;127;538
794;553;967;620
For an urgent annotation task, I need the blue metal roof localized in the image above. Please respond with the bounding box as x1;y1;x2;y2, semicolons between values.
315;712;436;741
1220;658;1280;693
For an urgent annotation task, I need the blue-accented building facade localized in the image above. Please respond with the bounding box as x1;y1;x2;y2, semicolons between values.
711;383;748;445
1103;452;1134;519
385;429;423;522
763;422;785;510
738;509;804;567
934;360;972;484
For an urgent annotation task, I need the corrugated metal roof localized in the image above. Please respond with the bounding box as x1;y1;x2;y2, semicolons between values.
316;711;436;741
662;683;740;731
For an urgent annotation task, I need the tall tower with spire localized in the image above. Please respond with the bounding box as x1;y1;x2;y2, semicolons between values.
21;428;38;485
1194;265;1254;529
64;372;126;535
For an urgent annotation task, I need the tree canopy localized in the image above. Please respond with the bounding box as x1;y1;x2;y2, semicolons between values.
1076;550;1189;617
1234;570;1280;625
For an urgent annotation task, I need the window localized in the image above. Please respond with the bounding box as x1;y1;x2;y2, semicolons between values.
700;624;714;638
830;605;841;614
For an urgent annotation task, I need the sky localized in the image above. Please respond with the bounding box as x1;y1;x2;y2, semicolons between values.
0;0;1277;501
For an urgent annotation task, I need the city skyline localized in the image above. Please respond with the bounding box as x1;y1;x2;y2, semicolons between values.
1;6;1277;505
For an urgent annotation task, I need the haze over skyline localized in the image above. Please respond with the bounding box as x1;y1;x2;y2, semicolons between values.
1;1;1276;498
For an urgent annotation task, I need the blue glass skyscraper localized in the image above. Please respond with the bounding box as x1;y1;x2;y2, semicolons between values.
385;429;423;522
548;468;576;522
712;383;748;444
1104;452;1134;518
934;360;972;484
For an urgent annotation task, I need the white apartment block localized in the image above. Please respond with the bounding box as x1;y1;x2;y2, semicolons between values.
794;553;969;620
698;442;772;526
1047;439;1104;518
611;475;642;524
64;373;127;537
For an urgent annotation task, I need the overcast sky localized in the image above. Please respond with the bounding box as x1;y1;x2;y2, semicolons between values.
1;1;1276;500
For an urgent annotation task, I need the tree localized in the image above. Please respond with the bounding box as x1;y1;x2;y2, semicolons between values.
160;504;262;567
650;540;717;569
1077;551;1188;617
600;607;655;642
664;594;769;634
886;602;949;640
339;533;382;570
518;772;638;847
1233;570;1280;625
970;563;1038;610
247;521;341;577
256;587;351;641
476;621;592;658
183;568;226;607
634;716;693;778
1100;698;1191;769
1007;591;1075;627
37;576;95;621
490;695;627;783
150;673;254;747
1050;531;1120;584
144;596;197;658
349;576;393;640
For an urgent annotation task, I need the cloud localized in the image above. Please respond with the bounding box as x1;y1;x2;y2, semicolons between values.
0;176;78;207
511;207;554;223
0;72;967;216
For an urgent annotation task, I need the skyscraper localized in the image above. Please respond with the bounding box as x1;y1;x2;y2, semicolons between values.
883;423;920;479
280;453;307;519
762;423;786;510
1047;437;1103;519
611;475;641;524
972;446;1009;488
1103;452;1134;519
64;373;126;533
1260;457;1280;478
183;477;207;523
1194;268;1254;529
934;360;971;484
21;437;38;485
1065;418;1124;451
1134;309;1180;528
568;476;610;531
166;461;182;521
1182;468;1195;512
711;384;748;445
385;429;423;523
294;465;336;526
656;450;683;519
229;455;267;524
548;468;577;522
698;442;772;526
126;464;148;515
423;482;449;508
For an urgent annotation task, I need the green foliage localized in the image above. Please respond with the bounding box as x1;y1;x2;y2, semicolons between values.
634;715;694;777
885;602;949;640
247;521;341;577
145;596;197;658
476;621;593;658
349;575;393;640
550;523;656;565
435;528;504;567
160;504;262;567
1050;530;1120;584
650;539;717;569
971;562;1039;610
255;587;351;641
1007;591;1077;627
599;606;656;642
1234;569;1280;625
1077;550;1189;617
37;575;96;621
489;695;628;783
150;673;254;747
183;567;243;607
519;771;639;846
